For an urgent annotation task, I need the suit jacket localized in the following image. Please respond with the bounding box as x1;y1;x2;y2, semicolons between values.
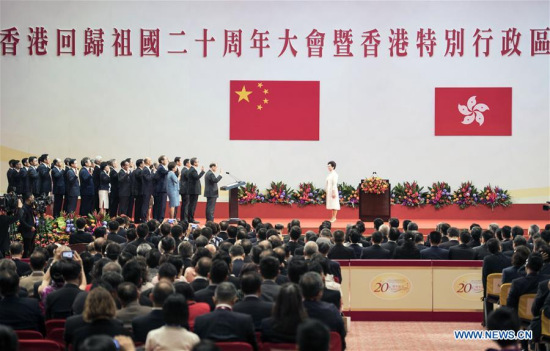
532;278;550;317
107;232;126;244
73;318;129;351
37;163;52;194
474;244;491;260
116;301;152;330
233;296;273;331
51;167;65;195
131;168;142;196
449;244;477;260
109;168;119;196
153;164;168;194
482;253;512;295
18;204;35;239
79;168;94;196
99;171;110;191
141;167;154;196
381;241;398;257
439;239;460;249
194;308;258;351
508;273;550;311
260;280;280;302
69;231;94;244
204;170;222;198
27;166;40;194
118;169;132;197
187;167;205;195
502;240;514;252
502;265;526;284
66;168;80;197
303;300;346;350
179;167;189;195
420;246;450;260
64;314;87;345
92;165;101;191
322;287;341;310
7;168;16;191
45;283;82;319
132;309;165;343
348;243;364;259
13;258;32;277
361;244;391;259
392;245;421;259
18;167;28;194
195;285;217;311
0;295;45;334
190;278;209;294
328;244;356;260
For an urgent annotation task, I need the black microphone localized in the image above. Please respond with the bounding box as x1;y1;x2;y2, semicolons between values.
225;171;241;183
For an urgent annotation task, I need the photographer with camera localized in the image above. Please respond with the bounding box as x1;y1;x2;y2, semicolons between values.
0;197;23;258
19;193;36;258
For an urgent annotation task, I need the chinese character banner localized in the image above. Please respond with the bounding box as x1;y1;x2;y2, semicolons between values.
0;1;548;202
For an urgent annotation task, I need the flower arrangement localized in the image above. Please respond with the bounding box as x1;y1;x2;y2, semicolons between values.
392;181;425;207
426;182;453;209
238;182;265;205
453;181;480;209
265;181;294;205
479;185;512;209
361;176;389;194
292;182;324;207
338;183;360;208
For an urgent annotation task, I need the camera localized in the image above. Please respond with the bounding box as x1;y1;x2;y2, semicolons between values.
33;194;53;215
544;201;550;211
61;251;74;259
0;191;21;215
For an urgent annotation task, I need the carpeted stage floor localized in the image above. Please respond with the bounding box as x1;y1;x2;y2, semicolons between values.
347;321;494;350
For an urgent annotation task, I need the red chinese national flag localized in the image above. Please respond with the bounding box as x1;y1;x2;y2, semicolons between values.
435;87;512;136
230;80;320;140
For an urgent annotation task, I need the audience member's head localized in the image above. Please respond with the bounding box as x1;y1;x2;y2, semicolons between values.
486;307;520;349
297;319;330;351
214;282;237;306
0;325;18;351
163;294;189;328
83;287;116;322
300;271;324;301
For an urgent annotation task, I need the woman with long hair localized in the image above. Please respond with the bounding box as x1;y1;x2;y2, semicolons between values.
261;282;308;343
393;231;421;259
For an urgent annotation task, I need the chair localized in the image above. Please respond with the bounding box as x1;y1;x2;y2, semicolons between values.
499;283;512;307
46;328;65;347
518;293;537;325
19;340;62;351
262;343;296;351
486;273;503;304
216;342;254;351
45;319;66;335
15;330;43;339
329;332;343;351
69;243;88;253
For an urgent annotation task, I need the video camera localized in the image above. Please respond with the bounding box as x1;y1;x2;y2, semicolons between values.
33;194;53;215
0;191;21;215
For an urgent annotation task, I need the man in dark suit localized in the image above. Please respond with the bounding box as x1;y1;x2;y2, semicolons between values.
259;256;281;302
194;282;258;351
37;154;52;196
79;158;94;217
69;218;94;244
179;159;191;222
204;163;223;222
45;259;83;319
118;160;132;216
51;158;65;218
440;227;460;249
27;156;40;198
17;158;29;196
449;231;477;260
132;281;174;343
132;159;144;222
106;159;118;217
6;159;17;192
474;230;495;260
501;226;514;252
106;221;126;244
233;272;273;331
152;155;168;221
9;242;32;276
187;157;205;224
19;193;36;258
349;230;364;259
190;257;211;293
508;253;548;310
381;228;400;257
65;159;80;214
420;232;450;260
482;238;512;323
140;158;154;222
195;260;229;311
92;157;102;212
0;269;45;333
361;232;391;259
300;272;346;350
328;230;355;259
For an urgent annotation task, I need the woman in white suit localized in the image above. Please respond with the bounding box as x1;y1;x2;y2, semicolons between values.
326;161;340;222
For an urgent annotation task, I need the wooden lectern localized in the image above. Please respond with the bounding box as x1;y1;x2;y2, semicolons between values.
220;181;246;224
358;180;391;222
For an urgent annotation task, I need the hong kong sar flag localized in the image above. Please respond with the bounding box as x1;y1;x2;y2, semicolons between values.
435;87;512;136
230;80;320;140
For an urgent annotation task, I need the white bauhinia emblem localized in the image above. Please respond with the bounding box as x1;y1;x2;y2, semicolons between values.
458;96;489;126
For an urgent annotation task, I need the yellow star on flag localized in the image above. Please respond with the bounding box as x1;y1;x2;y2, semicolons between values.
257;82;263;88
235;86;252;102
263;98;269;104
263;89;269;95
257;104;263;110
